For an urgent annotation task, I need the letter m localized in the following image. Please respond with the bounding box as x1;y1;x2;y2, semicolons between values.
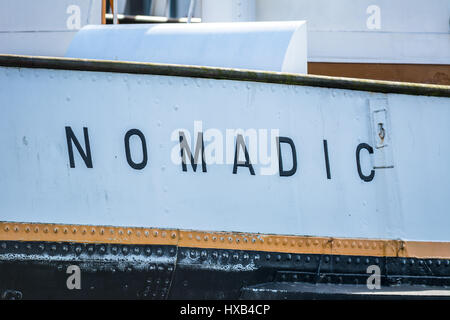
179;131;206;172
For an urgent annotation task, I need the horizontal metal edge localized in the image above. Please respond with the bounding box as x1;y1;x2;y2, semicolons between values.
1;222;450;259
0;54;449;97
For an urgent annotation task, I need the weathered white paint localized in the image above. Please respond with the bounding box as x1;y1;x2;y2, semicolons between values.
0;66;449;242
65;22;308;74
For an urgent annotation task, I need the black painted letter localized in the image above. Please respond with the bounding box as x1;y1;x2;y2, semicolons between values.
233;134;255;175
356;143;375;182
323;139;331;179
65;126;93;168
179;131;207;172
124;129;148;170
277;136;297;177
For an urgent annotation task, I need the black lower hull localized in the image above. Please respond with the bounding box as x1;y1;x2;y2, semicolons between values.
1;240;450;299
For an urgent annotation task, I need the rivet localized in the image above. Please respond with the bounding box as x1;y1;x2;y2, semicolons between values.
298;240;303;247
220;237;224;242
25;227;30;233
347;258;352;264
14;226;19;232
127;230;132;235
212;251;218;259
153;231;158;237
72;228;77;234
325;256;330;263
171;232;177;239
201;251;207;259
118;230;123;235
145;231;149;237
43;228;48;233
212;236;217;242
134;247;140;254
34;227;39;233
228;237;233;243
236;238;240;244
63;228;68;234
276;255;281;261
243;253;249;260
122;247;128;254
254;254;260;261
305;256;311;263
53;228;58;234
82;229;87;234
266;254;271;260
145;248;151;255
286;254;292;261
204;235;208;241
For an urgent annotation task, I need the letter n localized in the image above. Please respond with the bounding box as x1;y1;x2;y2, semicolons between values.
65;126;93;168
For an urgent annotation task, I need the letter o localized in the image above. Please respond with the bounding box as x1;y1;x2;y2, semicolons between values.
124;129;148;170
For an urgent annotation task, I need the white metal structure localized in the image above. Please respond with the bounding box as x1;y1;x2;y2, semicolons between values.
0;61;448;242
0;0;101;57
66;21;307;74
